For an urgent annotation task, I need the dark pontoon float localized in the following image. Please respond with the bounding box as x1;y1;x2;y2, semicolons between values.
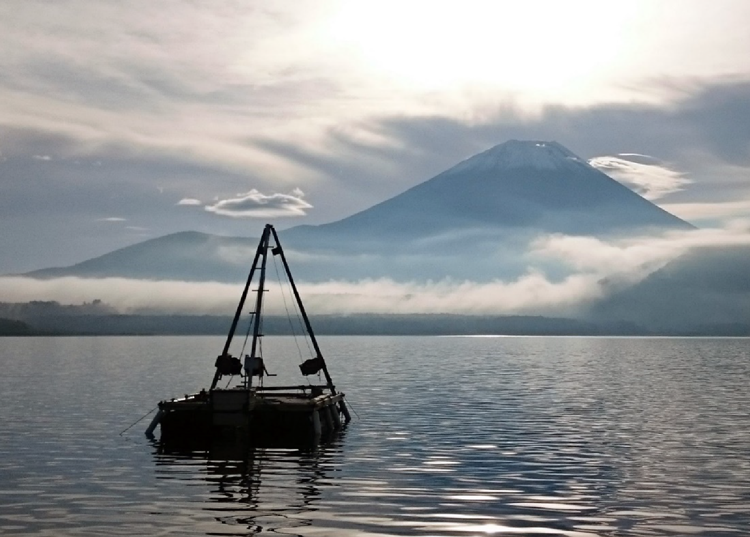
146;224;350;446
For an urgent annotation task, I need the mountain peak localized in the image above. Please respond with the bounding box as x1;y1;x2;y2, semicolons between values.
449;140;588;174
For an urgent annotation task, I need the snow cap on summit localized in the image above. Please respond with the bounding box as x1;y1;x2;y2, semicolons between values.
450;140;589;174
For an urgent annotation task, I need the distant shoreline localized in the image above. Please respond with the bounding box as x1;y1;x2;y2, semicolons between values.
2;313;748;338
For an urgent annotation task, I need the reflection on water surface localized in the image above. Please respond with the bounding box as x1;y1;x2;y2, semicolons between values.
156;439;343;536
0;336;749;535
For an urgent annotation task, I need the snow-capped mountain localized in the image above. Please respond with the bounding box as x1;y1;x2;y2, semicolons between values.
26;140;692;282
449;140;587;172
282;139;691;247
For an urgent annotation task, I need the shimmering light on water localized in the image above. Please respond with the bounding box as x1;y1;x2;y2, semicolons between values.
0;336;749;536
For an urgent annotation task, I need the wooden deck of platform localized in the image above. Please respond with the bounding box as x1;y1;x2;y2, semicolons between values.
156;386;348;446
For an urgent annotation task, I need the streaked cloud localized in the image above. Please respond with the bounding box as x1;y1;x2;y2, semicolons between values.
661;200;750;222
0;272;602;317
204;188;312;219
176;198;202;206
2;226;748;317
99;217;126;222
542;226;750;261
588;154;692;200
1;1;750;277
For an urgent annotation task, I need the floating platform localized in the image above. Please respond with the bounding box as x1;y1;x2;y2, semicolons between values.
147;224;351;448
153;384;350;447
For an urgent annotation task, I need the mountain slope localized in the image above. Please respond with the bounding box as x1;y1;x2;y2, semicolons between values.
283;140;692;248
27;231;258;281
24;140;693;282
588;245;750;332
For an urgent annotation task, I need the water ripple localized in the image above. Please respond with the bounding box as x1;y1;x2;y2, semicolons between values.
0;336;749;535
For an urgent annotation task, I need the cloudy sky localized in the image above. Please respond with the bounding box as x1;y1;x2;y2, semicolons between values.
2;0;750;276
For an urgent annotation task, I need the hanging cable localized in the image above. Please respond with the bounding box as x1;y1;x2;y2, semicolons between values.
275;254;314;359
258;284;265;353
273;254;313;361
238;311;255;360
230;307;256;389
343;398;361;421
272;254;313;387
119;406;158;436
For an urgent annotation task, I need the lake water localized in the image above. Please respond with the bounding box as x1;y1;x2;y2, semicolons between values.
0;336;749;536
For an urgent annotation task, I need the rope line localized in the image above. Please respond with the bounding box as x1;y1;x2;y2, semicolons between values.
286;269;315;358
119;406;158;436
344;399;361;421
271;253;313;358
239;311;254;360
272;255;313;387
273;256;304;362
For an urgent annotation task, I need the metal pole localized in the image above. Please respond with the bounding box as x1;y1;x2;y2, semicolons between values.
246;225;270;390
210;225;269;390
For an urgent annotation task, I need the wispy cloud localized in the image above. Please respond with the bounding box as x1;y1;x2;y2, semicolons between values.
661;200;750;222
204;188;312;218
534;225;750;274
1;0;750;287
3;226;748;317
98;217;126;222
0;273;602;317
588;154;691;200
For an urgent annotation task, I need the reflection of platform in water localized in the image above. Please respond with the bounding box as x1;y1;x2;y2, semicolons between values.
154;436;343;534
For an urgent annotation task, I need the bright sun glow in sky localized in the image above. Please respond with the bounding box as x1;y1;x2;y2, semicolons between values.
328;1;641;101
1;0;750;275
